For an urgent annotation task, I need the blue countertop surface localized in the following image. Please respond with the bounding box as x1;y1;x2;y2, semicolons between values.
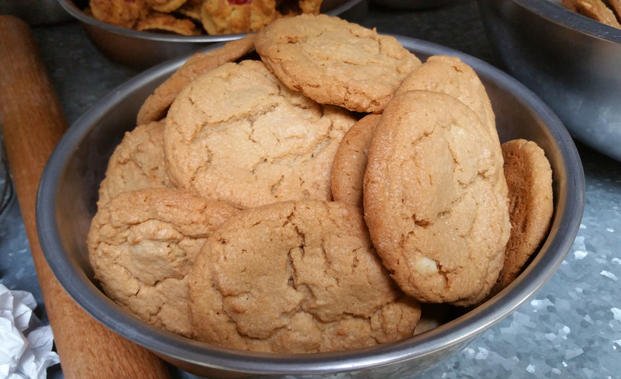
0;1;619;377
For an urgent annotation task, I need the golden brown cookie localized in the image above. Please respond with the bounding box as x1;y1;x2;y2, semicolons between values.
396;55;499;152
330;114;381;207
255;14;421;113
606;0;621;20
200;0;278;35
189;200;421;353
364;91;510;306
87;188;239;337
299;0;322;13
566;0;621;27
97;121;172;207
498;139;553;288
136;35;256;125
165;60;355;208
90;0;149;28
136;12;200;35
147;0;188;13
177;0;203;20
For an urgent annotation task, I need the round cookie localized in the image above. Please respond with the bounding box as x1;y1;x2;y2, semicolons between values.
396;55;499;151
331;114;381;207
165;59;355;209
498;139;553;288
87;188;239;337
98;121;172;207
255;14;421;113
189;200;421;353
136;35;256;125
363;91;510;306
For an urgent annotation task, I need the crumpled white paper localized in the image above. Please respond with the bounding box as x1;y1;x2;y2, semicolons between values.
0;284;59;379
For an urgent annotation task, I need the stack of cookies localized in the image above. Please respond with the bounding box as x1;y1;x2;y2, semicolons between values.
87;14;554;353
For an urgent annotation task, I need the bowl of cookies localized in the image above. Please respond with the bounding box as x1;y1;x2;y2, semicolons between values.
478;0;621;162
57;0;367;68
38;14;584;377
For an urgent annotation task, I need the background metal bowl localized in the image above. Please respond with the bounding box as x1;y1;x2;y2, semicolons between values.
478;0;621;162
57;0;368;68
37;36;584;377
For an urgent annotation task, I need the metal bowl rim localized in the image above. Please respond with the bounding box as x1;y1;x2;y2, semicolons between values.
56;0;365;43
511;0;621;43
37;35;585;375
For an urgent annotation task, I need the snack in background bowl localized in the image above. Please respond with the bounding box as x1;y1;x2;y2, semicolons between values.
561;0;621;29
87;0;324;35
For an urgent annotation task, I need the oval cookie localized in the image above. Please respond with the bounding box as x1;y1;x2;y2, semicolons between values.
255;14;421;113
98;121;172;207
87;188;239;337
364;91;510;306
331;114;381;207
189;200;421;353
165;60;355;208
136;35;256;125
498;139;553;287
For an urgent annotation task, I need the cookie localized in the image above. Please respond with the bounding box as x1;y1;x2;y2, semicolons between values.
200;0;278;35
606;0;621;20
90;0;149;28
396;55;500;152
498;139;553;288
87;188;239;337
97;121;172;207
566;0;621;27
177;0;202;21
189;200;421;353
136;35;255;125
136;12;200;35
330;114;381;207
255;14;421;113
299;0;323;13
165;60;355;208
363;91;510;306
147;0;188;13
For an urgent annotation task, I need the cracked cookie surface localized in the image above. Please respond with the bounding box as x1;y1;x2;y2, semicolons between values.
255;14;421;113
189;200;421;353
363;91;510;306
98;121;171;206
331;114;381;207
88;188;239;337
136;35;256;125
396;56;500;155
498;139;553;288
165;60;355;208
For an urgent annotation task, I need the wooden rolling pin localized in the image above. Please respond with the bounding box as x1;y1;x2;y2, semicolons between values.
0;16;170;379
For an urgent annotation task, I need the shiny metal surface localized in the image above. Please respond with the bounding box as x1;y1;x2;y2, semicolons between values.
478;0;621;161
37;37;584;377
56;0;368;68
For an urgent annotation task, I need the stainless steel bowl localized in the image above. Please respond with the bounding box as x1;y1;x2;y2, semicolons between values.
57;0;368;68
37;37;584;377
478;0;621;161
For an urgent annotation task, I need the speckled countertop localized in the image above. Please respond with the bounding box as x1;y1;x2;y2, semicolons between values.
0;1;620;378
